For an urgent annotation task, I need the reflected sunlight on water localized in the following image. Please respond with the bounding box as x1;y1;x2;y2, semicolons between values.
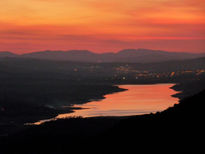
32;84;179;125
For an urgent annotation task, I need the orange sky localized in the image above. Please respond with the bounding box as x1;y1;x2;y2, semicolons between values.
0;0;205;53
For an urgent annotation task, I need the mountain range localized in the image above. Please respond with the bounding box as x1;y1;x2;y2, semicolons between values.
1;49;205;63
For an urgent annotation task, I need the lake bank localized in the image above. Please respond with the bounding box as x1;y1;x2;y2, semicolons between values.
0;81;190;135
3;89;204;154
0;84;126;136
31;83;178;125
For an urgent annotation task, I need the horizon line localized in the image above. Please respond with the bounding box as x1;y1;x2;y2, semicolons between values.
1;48;205;55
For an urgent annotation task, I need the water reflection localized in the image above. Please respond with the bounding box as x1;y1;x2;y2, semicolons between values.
33;84;178;125
58;84;178;118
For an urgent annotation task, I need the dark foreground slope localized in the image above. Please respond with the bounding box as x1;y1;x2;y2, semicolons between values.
1;89;204;154
105;90;205;153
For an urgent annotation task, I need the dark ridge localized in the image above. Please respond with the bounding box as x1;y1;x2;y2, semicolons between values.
1;89;204;154
0;51;17;57
1;49;205;63
105;89;205;153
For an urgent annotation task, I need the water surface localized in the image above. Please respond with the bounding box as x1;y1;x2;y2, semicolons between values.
33;84;179;125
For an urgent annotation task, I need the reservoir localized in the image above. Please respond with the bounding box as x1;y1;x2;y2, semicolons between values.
33;84;179;125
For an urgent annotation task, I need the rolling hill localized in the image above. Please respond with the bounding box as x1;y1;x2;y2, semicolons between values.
0;49;205;63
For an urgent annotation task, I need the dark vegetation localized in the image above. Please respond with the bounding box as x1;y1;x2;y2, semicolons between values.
105;89;205;153
0;56;204;130
1;88;204;154
0;53;205;153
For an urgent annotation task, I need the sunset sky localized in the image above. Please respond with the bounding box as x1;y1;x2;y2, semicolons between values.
0;0;205;53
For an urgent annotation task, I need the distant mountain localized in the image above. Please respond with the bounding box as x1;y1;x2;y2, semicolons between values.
1;49;205;63
22;50;98;62
0;51;18;58
115;49;205;63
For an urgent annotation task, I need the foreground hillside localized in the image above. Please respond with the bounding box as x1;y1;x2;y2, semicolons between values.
106;89;205;153
1;89;204;154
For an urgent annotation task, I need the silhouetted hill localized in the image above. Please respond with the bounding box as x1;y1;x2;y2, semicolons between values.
22;49;205;63
0;51;17;58
1;89;204;154
1;56;204;80
1;49;205;63
103;89;205;153
116;48;205;62
0;49;204;154
22;50;98;62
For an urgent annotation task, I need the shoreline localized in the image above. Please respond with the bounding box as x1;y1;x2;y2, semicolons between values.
25;85;127;125
32;83;178;125
0;82;183;135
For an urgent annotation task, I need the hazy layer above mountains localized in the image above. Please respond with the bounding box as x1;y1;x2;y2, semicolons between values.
0;49;205;63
